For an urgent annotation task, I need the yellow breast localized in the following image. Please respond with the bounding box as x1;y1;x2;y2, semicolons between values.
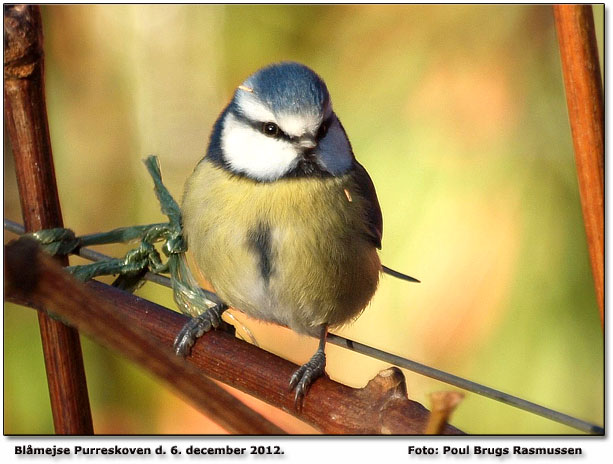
181;160;380;335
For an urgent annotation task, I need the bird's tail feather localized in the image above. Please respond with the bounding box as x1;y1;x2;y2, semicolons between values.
381;265;420;283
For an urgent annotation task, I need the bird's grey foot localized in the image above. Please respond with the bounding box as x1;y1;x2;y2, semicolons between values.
289;348;326;405
174;304;228;357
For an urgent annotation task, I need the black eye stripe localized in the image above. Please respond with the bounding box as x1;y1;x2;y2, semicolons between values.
234;112;289;140
232;110;281;138
231;109;330;144
261;122;292;142
258;121;295;142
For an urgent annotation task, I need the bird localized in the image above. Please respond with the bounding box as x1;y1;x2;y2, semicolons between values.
176;61;418;402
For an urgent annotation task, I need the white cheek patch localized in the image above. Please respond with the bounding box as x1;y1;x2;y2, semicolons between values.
235;91;277;124
221;113;299;181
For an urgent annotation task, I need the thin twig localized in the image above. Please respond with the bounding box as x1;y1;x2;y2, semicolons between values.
553;5;604;326
424;391;464;434
3;217;604;434
4;4;93;434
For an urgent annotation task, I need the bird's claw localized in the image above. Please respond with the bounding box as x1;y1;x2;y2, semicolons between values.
289;350;326;406
173;304;227;357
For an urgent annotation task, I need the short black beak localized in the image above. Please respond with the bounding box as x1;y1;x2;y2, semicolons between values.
302;146;317;160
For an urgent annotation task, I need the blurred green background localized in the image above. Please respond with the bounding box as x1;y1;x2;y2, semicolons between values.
4;5;604;434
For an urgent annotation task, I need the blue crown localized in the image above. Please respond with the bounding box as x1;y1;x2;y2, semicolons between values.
243;62;330;115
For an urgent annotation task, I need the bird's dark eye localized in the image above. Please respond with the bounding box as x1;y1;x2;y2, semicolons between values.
316;121;329;140
262;122;279;137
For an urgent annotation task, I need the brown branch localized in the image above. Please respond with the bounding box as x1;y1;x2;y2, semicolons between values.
553;5;604;327
5;238;287;434
4;4;93;434
5;238;463;435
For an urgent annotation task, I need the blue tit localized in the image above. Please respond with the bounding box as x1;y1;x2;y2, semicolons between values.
176;61;418;402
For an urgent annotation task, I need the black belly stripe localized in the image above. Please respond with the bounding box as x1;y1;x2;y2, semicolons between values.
247;224;273;285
